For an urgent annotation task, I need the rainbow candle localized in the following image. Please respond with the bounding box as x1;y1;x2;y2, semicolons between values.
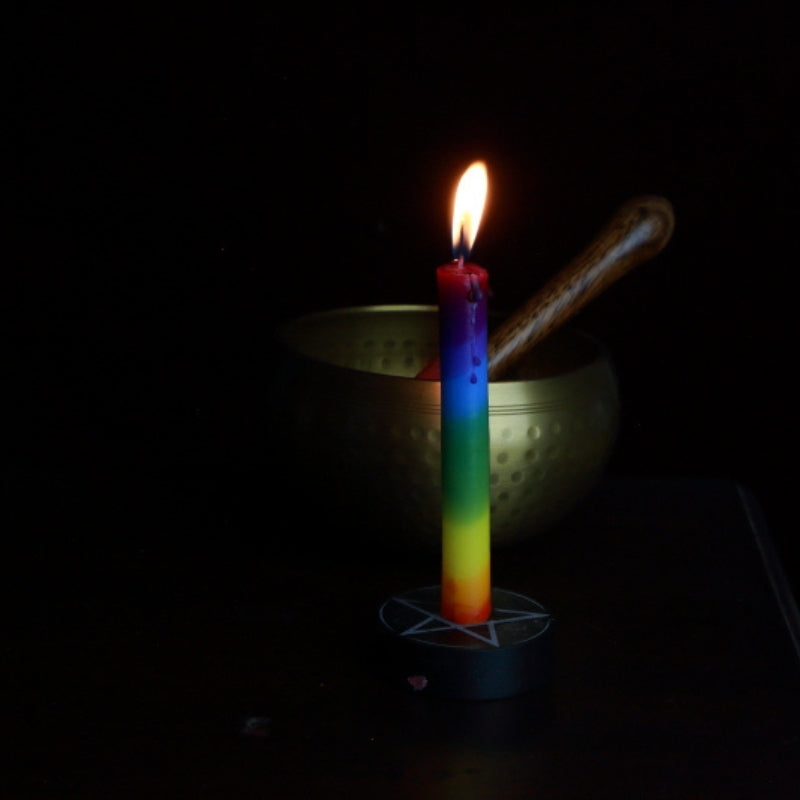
438;162;492;625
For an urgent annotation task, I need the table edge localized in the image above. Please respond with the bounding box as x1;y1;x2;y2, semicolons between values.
736;481;800;667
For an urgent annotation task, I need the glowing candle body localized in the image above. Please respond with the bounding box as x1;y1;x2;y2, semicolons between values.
438;261;492;624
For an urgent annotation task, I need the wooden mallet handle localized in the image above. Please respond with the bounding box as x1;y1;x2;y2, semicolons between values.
486;194;675;381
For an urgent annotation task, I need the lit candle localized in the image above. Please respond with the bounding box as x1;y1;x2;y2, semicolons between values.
437;161;492;625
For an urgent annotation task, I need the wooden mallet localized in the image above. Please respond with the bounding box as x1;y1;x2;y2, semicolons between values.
416;194;676;381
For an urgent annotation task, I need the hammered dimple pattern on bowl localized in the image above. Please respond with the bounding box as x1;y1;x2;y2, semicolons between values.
303;395;616;547
289;307;439;378
326;337;427;375
486;398;616;542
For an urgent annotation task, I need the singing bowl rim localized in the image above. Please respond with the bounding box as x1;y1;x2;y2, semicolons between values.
278;303;614;395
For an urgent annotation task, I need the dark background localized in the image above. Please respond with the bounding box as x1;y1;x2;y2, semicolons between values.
9;7;799;591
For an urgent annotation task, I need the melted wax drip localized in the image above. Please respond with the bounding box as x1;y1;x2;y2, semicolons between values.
468;274;483;384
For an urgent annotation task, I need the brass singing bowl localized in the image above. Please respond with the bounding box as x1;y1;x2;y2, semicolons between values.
277;305;619;549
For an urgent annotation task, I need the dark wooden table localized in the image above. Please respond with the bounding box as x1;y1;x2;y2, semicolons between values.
5;472;800;798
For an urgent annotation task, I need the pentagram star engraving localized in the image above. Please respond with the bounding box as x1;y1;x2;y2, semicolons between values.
394;596;550;647
379;586;552;650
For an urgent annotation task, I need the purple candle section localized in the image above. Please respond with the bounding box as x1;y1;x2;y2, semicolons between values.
438;265;489;390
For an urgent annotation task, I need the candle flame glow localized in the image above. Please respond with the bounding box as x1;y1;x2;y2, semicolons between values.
451;161;488;260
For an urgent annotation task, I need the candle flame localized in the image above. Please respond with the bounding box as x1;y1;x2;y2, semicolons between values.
451;161;488;260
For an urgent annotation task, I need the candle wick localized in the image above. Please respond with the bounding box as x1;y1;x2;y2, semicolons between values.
452;224;471;263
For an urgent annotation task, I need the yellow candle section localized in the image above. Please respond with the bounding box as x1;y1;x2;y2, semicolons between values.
441;511;492;623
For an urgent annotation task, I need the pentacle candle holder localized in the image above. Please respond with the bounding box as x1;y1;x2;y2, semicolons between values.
378;586;553;700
